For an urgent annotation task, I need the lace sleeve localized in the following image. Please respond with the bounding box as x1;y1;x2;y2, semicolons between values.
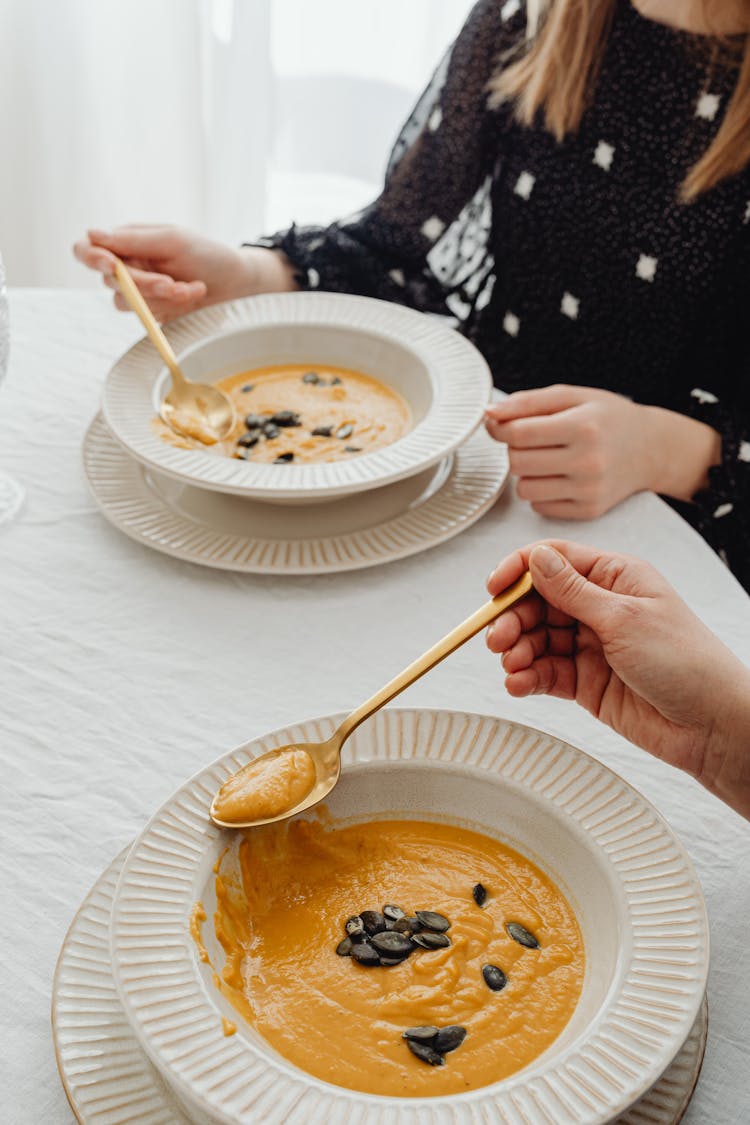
668;387;750;590
252;0;522;323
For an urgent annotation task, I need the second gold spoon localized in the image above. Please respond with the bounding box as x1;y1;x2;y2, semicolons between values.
210;570;533;829
113;257;236;444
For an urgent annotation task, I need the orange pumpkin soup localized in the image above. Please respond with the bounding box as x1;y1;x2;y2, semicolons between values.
154;363;411;462
212;748;317;825
200;817;584;1096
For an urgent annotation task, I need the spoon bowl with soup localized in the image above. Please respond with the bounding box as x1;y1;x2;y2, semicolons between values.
210;570;533;828
113;257;236;444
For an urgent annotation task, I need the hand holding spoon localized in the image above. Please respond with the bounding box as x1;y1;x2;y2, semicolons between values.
210;570;533;829
112;257;236;444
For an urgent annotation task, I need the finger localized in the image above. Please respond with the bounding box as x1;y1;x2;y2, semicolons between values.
486;413;575;450
502;624;576;672
486;598;542;653
88;225;178;258
486;547;577;627
113;291;174;319
517;475;573;504
171;279;208;302
485;547;530;595
113;279;207;315
500;626;551;672
505;655;577;700
485;384;584;423
525;544;619;632
508;446;573;478
486;595;573;653
73;239;119;274
102;266;178;295
488;539;611;591
530;499;598;520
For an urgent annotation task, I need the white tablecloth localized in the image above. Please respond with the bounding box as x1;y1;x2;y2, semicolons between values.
2;289;749;1124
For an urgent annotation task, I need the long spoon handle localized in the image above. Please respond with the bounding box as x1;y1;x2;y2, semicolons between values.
113;257;186;387
335;571;533;745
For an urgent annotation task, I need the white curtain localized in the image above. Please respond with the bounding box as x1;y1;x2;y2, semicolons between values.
0;0;474;287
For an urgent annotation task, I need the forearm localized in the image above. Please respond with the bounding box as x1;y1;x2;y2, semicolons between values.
642;405;722;501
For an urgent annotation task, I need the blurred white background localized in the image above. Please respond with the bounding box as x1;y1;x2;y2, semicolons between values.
0;0;474;287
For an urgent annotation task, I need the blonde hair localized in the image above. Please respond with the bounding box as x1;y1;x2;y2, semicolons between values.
489;0;750;201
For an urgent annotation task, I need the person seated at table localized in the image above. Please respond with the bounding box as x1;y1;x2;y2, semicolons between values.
74;0;750;590
486;540;750;820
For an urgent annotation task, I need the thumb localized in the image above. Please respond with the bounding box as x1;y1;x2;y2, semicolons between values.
529;544;614;628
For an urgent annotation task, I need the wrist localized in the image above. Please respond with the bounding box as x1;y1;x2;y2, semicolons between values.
232;246;300;297
641;406;721;500
698;664;750;819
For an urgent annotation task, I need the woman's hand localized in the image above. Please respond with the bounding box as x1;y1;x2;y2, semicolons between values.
73;224;297;321
484;384;721;514
486;541;750;818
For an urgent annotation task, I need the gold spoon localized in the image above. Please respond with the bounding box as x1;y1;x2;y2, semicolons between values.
210;570;533;829
113;257;236;444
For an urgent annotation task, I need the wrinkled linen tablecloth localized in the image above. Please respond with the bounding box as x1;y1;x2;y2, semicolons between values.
1;289;749;1124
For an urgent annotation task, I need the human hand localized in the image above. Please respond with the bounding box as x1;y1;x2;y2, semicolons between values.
485;385;722;511
484;385;659;518
73;224;295;321
486;540;750;818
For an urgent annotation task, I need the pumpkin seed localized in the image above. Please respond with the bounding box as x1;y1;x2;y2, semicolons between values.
245;413;271;428
402;1026;439;1042
360;910;386;936
336;937;353;957
345;915;365;937
311;425;333;437
383;904;405;922
434;1026;466;1054
329;376;342;386
406;1040;444;1066
273;452;294;463
411;932;451;950
370;932;413;957
506;922;539;949
351;943;380;967
237;431;260;448
263;423;280;439
379;956;406;966
482;964;507;992
415;910;450;933
271;410;301;427
472;883;487;907
241;383;254;392
344;446;362;452
336;424;354;440
302;371;320;384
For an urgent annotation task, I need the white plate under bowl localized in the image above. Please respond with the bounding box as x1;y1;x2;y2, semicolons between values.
109;709;709;1125
101;292;492;502
53;848;707;1125
83;413;508;574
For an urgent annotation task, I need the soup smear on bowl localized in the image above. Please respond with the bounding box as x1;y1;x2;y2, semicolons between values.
195;816;584;1097
154;363;412;463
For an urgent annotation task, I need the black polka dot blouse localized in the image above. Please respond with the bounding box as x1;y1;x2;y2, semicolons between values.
256;0;750;591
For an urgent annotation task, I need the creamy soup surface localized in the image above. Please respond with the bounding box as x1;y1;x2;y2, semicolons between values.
195;816;584;1097
154;363;412;463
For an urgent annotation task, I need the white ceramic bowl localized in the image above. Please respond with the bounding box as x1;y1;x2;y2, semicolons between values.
101;293;492;503
110;709;709;1124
